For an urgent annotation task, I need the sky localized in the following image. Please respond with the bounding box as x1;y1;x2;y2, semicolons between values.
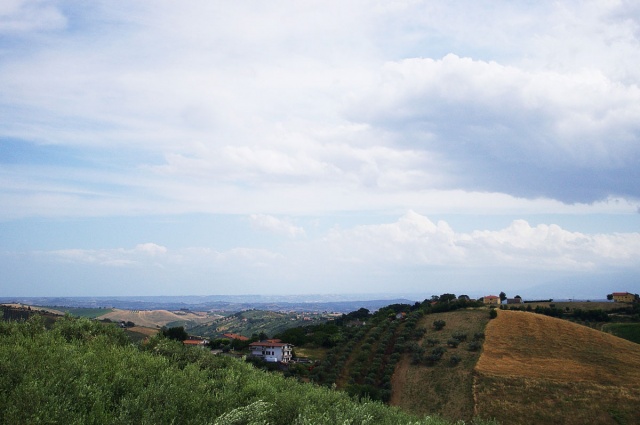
1;0;639;300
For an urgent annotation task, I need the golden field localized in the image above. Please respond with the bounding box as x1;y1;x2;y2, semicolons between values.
98;308;217;329
475;310;640;424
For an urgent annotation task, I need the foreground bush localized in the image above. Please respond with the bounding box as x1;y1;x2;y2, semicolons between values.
0;316;494;425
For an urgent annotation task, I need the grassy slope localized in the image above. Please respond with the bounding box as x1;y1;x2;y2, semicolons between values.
97;309;216;329
475;310;640;425
189;310;327;339
390;309;489;422
62;307;114;318
602;322;640;344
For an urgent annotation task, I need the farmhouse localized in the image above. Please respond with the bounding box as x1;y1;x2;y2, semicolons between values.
249;340;293;363
483;295;500;305
612;292;635;303
183;339;208;348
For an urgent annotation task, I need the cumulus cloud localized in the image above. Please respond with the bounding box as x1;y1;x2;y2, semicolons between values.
4;211;638;296
349;54;640;202
249;214;305;238
322;211;640;270
31;212;640;277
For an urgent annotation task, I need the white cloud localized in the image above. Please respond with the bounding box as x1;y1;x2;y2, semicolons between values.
1;1;640;212
135;243;167;256
0;0;66;33
348;54;640;201
32;212;640;274
322;211;640;271
46;243;168;267
249;214;305;238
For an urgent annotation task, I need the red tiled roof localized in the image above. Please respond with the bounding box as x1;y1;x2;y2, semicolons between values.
183;340;206;345
484;295;499;299
612;292;632;296
223;333;249;341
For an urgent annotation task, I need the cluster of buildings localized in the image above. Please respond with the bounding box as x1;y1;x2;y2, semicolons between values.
481;291;637;305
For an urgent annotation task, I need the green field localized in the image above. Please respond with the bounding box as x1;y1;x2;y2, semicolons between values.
602;323;640;344
59;307;114;318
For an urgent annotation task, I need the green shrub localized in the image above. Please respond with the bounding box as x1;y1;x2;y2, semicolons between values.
468;341;482;351
433;320;446;330
451;331;467;341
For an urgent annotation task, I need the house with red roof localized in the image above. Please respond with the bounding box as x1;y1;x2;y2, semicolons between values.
482;295;500;305
183;339;208;348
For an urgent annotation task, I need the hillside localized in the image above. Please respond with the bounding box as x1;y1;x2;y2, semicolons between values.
475;310;640;425
188;309;329;339
97;308;219;329
389;309;489;422
0;315;495;425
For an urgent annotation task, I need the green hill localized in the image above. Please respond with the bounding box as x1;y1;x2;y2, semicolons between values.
294;305;488;422
187;309;329;339
1;315;492;425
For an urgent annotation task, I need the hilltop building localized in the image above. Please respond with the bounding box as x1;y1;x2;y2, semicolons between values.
612;292;635;303
249;340;293;363
483;295;500;305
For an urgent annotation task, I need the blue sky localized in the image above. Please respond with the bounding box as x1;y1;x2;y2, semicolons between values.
1;0;639;299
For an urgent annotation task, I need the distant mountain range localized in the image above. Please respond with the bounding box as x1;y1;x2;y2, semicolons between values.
0;294;421;313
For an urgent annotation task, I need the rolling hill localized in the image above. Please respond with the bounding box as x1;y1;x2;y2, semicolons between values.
97;308;219;329
474;310;640;424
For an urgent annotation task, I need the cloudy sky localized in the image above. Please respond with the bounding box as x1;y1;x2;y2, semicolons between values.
1;0;639;299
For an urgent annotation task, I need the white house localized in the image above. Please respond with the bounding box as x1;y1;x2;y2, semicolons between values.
249;340;293;363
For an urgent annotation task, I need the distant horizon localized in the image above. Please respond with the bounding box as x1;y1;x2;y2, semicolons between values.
0;292;616;303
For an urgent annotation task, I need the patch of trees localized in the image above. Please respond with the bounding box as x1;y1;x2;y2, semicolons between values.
160;325;188;341
309;310;425;403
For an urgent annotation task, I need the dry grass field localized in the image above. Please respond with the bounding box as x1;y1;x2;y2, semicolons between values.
475;310;640;425
98;309;216;328
2;303;66;316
